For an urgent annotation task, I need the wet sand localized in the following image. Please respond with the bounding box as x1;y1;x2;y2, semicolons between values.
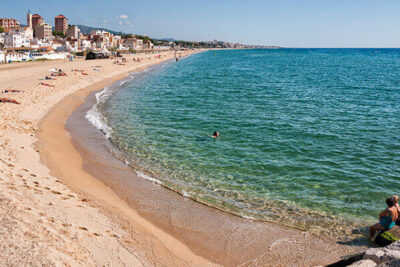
41;61;365;265
0;51;213;266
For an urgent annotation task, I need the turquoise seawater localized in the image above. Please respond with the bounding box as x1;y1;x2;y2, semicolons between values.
96;49;400;237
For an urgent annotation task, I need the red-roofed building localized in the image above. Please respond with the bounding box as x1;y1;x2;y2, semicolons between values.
32;14;44;28
55;14;68;34
0;18;20;29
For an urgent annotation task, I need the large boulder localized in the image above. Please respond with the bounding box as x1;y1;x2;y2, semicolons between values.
378;259;400;266
349;259;377;266
385;240;400;251
364;247;400;264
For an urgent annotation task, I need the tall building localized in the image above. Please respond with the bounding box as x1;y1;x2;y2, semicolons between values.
0;18;20;29
27;11;32;28
55;15;68;34
34;23;52;40
67;25;80;39
32;14;44;28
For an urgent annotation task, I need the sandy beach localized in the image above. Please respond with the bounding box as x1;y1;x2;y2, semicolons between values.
0;51;365;266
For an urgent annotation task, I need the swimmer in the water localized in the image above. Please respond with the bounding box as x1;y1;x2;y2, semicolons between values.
212;131;220;138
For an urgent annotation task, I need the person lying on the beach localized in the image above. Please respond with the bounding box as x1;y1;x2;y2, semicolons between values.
40;83;55;87
0;98;20;104
1;90;22;93
45;76;56;80
58;69;67;76
370;197;398;241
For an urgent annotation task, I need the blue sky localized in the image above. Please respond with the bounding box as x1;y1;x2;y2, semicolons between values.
1;0;400;47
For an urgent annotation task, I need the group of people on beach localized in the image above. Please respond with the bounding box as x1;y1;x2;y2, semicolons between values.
370;195;400;240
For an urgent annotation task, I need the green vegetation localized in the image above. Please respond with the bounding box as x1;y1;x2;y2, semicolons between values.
135;34;154;43
120;33;134;39
0;42;4;50
0;26;4;33
52;30;65;38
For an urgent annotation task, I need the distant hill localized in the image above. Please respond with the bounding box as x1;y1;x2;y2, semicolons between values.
157;38;175;42
75;25;128;36
76;25;176;42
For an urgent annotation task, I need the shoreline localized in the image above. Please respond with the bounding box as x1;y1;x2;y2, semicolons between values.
0;50;365;265
37;60;216;266
41;55;364;265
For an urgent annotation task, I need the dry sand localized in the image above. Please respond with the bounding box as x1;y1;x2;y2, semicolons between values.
0;51;365;266
0;51;214;266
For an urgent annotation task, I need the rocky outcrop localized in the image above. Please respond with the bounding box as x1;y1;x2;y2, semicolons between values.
347;240;400;267
363;248;400;264
378;259;400;267
349;259;377;267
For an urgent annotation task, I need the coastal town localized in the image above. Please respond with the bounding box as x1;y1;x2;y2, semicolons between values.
0;11;275;64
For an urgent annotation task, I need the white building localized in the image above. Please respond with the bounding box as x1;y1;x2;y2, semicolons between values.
3;31;31;48
123;38;136;50
0;51;5;64
0;33;5;45
135;39;143;50
80;39;91;50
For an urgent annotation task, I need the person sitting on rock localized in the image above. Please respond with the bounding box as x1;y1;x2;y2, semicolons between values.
393;195;400;226
370;197;399;241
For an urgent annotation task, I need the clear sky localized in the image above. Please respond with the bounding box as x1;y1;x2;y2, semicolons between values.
1;0;400;47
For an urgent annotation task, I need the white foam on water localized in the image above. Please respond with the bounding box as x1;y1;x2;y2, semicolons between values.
136;171;163;185
241;215;255;221
120;77;134;86
181;190;190;197
85;86;114;138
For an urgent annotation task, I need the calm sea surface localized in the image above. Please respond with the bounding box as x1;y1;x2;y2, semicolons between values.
90;49;400;238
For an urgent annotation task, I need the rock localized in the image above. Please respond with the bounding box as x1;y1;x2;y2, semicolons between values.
386;241;400;251
378;259;400;266
364;247;400;264
375;232;400;247
349;259;377;266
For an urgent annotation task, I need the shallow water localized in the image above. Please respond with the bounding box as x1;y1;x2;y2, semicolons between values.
88;49;400;238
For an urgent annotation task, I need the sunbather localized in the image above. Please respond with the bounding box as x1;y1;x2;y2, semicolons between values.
1;90;22;93
0;98;20;104
40;83;55;87
370;197;399;240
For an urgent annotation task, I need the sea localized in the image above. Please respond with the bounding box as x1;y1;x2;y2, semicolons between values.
85;48;400;239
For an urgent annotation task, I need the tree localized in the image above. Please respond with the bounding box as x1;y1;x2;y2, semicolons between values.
0;42;4;50
52;30;65;38
0;26;4;33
